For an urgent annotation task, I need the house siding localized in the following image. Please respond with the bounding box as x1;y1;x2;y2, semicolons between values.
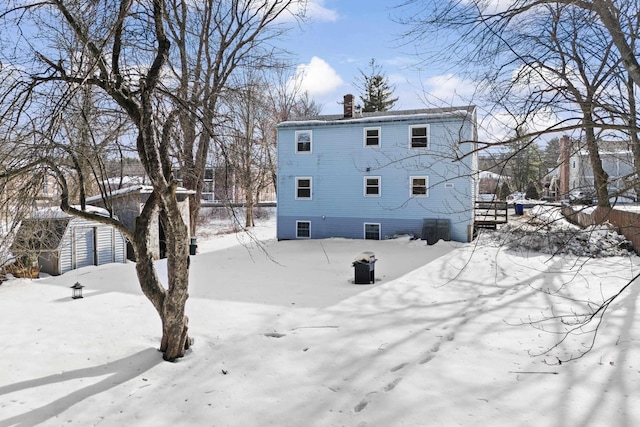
277;108;477;243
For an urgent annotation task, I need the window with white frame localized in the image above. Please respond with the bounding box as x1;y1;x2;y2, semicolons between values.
295;130;312;153
296;177;312;199
364;223;381;240
296;221;310;238
363;127;381;147
409;124;429;149
364;176;381;196
410;176;429;196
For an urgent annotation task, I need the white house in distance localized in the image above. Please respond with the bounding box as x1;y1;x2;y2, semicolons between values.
554;136;637;202
569;141;636;200
276;94;478;243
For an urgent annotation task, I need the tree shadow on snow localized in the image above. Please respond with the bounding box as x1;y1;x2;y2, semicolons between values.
0;348;161;427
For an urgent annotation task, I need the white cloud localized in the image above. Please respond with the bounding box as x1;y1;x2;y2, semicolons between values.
304;0;339;22
460;0;515;14
290;56;344;97
422;73;478;106
479;107;564;144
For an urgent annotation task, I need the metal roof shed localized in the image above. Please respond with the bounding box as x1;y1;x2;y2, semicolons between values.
11;207;127;276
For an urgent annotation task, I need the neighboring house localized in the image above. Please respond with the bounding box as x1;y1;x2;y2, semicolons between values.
478;170;507;196
276;95;478;243
11;206;127;276
175;166;276;204
561;138;637;201
87;185;194;260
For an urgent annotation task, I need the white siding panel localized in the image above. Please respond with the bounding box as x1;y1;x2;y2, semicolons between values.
114;230;126;263
74;227;95;269
59;231;73;274
96;227;114;265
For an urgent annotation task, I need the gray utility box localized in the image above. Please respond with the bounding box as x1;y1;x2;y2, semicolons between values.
353;251;376;284
421;219;451;245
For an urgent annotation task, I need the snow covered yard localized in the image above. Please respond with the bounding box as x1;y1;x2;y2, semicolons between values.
1;207;640;426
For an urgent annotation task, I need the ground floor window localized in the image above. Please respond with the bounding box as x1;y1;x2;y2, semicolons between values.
364;223;380;240
296;221;311;238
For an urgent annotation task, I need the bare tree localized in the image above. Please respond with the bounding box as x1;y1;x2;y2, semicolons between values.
397;0;640;360
165;0;305;235
218;72;271;226
0;0;303;361
398;1;637;206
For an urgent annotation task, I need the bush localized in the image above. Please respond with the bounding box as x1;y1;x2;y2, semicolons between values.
525;181;539;200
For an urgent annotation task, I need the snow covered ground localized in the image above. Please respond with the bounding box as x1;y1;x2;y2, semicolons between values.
1;206;639;426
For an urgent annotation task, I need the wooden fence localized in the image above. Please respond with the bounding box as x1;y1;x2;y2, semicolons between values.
562;205;640;253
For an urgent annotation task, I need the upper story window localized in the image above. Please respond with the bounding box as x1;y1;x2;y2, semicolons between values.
410;176;429;197
409;124;430;149
364;127;381;147
296;177;312;199
295;130;312;153
364;176;381;197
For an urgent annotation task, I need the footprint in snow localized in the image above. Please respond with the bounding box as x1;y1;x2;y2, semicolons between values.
384;378;403;391
390;362;408;372
419;354;435;365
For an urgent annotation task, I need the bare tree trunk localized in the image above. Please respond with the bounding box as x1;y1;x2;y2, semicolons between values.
583;115;610;208
245;191;255;227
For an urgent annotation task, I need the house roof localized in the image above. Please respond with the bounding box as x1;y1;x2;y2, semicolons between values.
31;205;111;219
11;206;118;253
277;105;476;128
479;171;504;180
86;185;196;203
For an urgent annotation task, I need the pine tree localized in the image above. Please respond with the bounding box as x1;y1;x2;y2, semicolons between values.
356;59;398;112
497;181;512;201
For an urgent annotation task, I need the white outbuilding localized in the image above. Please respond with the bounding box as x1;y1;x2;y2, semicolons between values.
11;206;127;276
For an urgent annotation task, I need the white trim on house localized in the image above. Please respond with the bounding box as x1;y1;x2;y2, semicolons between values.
409;124;430;149
363;126;381;147
295;177;312;200
364;223;381;240
296;220;311;238
295;130;312;153
410;176;429;197
364;176;381;197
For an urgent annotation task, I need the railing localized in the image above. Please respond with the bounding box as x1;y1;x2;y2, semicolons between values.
474;200;509;229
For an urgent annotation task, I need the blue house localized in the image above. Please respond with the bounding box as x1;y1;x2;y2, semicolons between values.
276;95;478;243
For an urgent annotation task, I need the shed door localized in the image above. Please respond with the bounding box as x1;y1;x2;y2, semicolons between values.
114;230;126;263
74;227;95;269
96;227;114;265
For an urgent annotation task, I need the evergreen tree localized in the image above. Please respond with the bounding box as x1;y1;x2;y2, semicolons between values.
497;181;512;200
525;181;540;199
506;127;542;192
356;59;398;112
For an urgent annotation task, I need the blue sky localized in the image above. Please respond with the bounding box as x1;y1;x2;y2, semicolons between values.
278;0;473;115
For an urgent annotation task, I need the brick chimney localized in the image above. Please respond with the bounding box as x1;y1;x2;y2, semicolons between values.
343;94;355;118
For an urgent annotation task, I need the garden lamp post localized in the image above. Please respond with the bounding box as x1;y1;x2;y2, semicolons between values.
71;282;84;299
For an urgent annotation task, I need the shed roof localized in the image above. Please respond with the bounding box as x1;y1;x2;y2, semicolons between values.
86;185;196;203
11;217;71;252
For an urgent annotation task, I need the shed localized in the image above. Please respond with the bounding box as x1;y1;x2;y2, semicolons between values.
87;185;195;260
11;207;127;276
